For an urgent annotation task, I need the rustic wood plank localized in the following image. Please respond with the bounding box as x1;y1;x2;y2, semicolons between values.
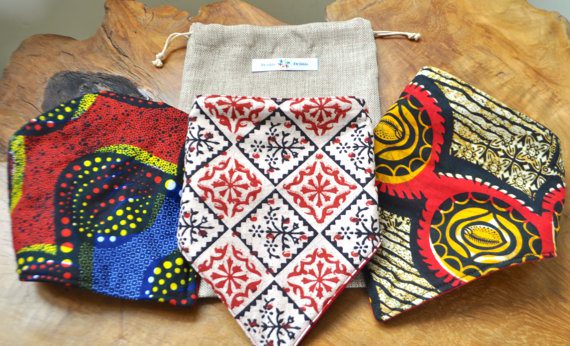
0;0;568;344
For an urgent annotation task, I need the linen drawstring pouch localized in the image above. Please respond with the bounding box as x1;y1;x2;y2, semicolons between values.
9;91;198;306
177;95;380;345
174;18;383;296
366;66;566;321
177;18;382;124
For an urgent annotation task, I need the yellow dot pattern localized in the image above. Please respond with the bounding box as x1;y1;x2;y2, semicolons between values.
15;251;73;282
68;154;165;242
25;94;98;127
146;252;194;306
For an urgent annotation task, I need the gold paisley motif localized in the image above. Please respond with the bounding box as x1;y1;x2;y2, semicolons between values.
375;114;404;142
463;224;504;249
430;195;541;282
374;96;432;184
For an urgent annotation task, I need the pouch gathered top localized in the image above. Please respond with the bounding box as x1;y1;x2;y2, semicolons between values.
179;18;382;124
178;18;382;295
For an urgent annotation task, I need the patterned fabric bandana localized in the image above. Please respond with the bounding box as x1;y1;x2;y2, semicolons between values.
180;18;380;297
366;67;566;321
9;91;198;306
177;95;380;345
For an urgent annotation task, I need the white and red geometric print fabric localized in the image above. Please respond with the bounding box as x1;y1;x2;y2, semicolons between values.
177;95;380;345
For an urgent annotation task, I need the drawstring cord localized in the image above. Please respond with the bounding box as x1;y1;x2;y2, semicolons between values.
373;30;421;41
152;29;421;68
152;31;192;67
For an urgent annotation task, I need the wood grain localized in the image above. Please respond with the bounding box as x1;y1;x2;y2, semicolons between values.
0;0;282;157
0;0;569;344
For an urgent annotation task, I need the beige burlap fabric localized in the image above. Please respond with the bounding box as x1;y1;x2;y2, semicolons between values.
178;18;380;297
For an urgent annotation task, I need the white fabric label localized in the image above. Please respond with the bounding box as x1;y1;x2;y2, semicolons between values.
251;58;319;72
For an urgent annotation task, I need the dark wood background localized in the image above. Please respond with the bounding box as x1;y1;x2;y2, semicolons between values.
0;0;568;343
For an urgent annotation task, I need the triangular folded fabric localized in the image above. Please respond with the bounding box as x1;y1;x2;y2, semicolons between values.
9;91;198;306
366;67;566;321
178;95;380;345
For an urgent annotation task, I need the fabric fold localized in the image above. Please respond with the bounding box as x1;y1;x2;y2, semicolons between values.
366;66;566;321
179;18;381;296
9;91;198;306
177;95;380;345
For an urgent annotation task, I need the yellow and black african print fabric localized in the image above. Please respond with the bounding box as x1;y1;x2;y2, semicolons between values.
365;67;566;321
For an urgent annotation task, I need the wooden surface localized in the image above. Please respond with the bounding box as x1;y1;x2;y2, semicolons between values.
0;0;569;344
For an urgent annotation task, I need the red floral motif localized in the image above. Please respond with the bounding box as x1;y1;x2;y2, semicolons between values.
283;154;357;224
288;97;353;136
197;244;263;309
286;247;351;314
204;95;269;134
197;157;263;217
